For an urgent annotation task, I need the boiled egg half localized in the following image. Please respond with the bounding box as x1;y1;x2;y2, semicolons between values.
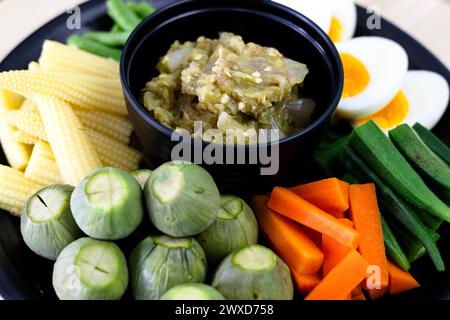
354;70;449;130
273;0;332;34
328;0;357;43
336;36;409;119
274;0;357;43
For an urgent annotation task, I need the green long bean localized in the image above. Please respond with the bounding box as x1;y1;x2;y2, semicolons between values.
106;0;141;31
84;31;131;47
341;144;445;271
381;216;411;271
127;2;155;18
67;35;122;61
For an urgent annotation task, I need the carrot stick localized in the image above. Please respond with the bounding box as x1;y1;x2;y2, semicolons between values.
388;261;420;295
333;211;346;219
305;250;370;300
252;195;324;275
322;219;364;300
301;225;322;248
268;187;360;249
292;178;350;217
349;184;389;299
322;219;353;276
292;271;321;294
351;286;366;300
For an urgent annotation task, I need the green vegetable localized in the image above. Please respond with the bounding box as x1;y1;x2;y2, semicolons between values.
340;172;410;270
145;161;220;237
391;220;440;263
313;136;348;176
127;1;155;19
110;23;123;32
389;124;450;195
71;167;143;240
380;216;410;271
131;169;152;189
413;122;450;165
53;237;128;300
84;31;131;47
416;208;443;231
212;245;294;300
106;0;141;31
341;144;445;271
20;185;82;260
349;121;450;221
161;283;225;300
341;172;359;184
67;35;122;61
196;195;258;265
129;235;207;300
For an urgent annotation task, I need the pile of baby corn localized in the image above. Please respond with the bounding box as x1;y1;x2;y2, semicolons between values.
0;41;142;216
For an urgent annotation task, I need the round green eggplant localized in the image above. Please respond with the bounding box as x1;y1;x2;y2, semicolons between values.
196;195;258;265
131;169;152;189
212;244;294;300
161;283;225;300
129;235;207;300
20;185;82;260
52;237;128;300
144;161;220;237
71;167;144;240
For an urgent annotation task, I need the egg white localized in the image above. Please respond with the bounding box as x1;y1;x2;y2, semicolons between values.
329;0;357;42
273;0;332;33
401;70;449;129
351;70;449;131
336;36;409;119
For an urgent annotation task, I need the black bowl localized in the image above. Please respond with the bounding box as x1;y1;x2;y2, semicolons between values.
121;0;343;194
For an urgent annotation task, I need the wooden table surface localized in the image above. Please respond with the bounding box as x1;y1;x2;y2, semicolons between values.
0;0;449;68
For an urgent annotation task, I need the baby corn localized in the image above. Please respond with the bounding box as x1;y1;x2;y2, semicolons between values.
25;141;63;185
74;109;132;144
0;165;44;216
0;70;127;115
35;94;102;185
28;61;41;71
3;106;132;145
9;130;39;145
0;90;31;170
39;40;120;79
1;109;48;141
20;99;37;112
0;89;24;110
86;128;142;172
0;120;31;170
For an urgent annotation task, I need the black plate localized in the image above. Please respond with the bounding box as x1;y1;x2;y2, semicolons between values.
0;0;449;300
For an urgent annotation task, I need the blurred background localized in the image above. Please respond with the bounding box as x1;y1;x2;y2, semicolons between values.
0;0;449;67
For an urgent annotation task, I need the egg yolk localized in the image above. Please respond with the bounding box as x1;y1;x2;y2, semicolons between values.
328;16;344;43
340;53;371;98
355;91;409;130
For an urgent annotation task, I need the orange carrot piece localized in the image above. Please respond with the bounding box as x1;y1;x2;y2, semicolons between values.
322;219;353;276
292;178;350;217
268;187;360;249
252;195;324;275
305;250;370;300
351;286;366;300
301;225;322;248
333;211;346;219
292;271;321;294
349;184;389;299
388;261;420;295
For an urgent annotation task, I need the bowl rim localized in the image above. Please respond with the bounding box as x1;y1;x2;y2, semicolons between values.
120;0;343;147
